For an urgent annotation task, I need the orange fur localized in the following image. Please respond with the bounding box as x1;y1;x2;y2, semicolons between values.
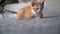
16;6;35;20
16;0;44;20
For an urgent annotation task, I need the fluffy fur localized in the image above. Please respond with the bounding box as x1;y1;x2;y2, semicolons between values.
16;0;44;20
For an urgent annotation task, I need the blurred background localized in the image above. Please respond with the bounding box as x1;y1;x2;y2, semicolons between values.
0;0;31;18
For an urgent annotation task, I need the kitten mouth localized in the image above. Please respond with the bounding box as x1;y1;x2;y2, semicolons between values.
35;9;41;12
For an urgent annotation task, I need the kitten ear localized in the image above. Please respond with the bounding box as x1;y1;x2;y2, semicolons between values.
40;0;44;6
31;0;34;6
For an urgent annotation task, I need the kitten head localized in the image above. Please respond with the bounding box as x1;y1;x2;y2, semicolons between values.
31;0;44;12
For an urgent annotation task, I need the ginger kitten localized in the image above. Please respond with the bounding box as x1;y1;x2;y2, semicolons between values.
16;0;44;20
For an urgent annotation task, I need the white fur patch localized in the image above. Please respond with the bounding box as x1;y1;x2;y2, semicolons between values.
32;10;39;16
32;10;37;15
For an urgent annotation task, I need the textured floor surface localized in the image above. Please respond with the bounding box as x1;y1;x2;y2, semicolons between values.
0;0;60;34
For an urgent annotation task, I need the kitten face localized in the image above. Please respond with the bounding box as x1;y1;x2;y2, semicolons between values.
31;1;42;13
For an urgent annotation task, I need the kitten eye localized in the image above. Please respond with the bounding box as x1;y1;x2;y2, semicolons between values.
36;8;38;10
33;8;39;10
34;8;38;10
